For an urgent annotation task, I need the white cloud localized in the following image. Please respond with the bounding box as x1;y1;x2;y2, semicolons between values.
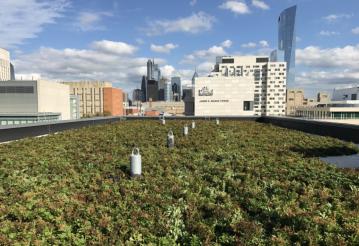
259;40;269;48
181;40;232;65
150;43;178;53
241;42;257;48
190;0;197;6
297;45;359;69
242;40;269;49
12;40;168;92
252;0;269;10
219;1;250;15
91;40;137;55
161;65;176;78
295;44;359;87
297;70;359;85
323;14;353;23
352;27;359;35
144;12;215;36
319;30;340;36
75;11;112;31
0;0;69;48
179;40;236;76
221;40;233;48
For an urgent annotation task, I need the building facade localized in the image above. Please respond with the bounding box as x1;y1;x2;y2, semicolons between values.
146;59;161;81
0;48;11;81
171;77;182;101
142;101;185;116
193;56;287;116
132;89;142;102
296;104;359;120
317;92;330;104
277;5;297;86
164;80;172;102
286;89;304;115
286;89;330;115
104;87;124;116
332;87;359;101
0;80;70;125
141;76;147;102
62;81;112;117
147;79;159;101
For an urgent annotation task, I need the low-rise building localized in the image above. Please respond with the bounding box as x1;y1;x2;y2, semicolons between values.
0;80;70;125
286;90;330;115
142;101;185;116
61;81;124;117
333;87;359;101
286;89;304;115
317;92;330;104
296;101;359;119
104;87;124;116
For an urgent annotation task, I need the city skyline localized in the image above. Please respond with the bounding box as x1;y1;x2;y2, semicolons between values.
0;0;358;97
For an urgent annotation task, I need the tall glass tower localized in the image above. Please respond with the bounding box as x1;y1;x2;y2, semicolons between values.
278;5;297;86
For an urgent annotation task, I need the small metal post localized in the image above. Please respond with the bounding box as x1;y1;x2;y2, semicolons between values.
130;148;142;177
191;121;195;129
167;130;175;148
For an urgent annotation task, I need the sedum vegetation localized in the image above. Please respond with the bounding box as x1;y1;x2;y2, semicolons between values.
0;120;358;245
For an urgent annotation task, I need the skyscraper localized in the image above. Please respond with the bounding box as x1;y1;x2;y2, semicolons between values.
278;5;297;86
147;60;153;81
171;77;182;101
147;80;159;101
146;59;161;81
141;76;147;102
153;63;161;81
132;89;142;102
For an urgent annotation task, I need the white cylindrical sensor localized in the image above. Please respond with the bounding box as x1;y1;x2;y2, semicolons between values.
183;125;188;136
130;148;142;177
191;121;195;129
167;130;175;148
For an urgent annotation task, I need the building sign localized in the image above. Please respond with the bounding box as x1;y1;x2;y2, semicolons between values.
199;99;229;103
198;86;213;96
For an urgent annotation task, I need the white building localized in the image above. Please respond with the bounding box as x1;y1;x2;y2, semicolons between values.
0;48;11;81
332;87;359;101
0;80;71;125
194;56;287;116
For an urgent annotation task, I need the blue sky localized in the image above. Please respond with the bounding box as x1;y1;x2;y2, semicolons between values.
0;0;358;98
